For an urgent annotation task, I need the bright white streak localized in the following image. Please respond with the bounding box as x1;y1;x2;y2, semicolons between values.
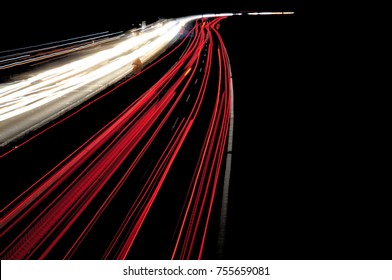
0;19;187;122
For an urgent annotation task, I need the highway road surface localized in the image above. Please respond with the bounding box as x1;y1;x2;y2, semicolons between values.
1;14;235;260
0;11;295;260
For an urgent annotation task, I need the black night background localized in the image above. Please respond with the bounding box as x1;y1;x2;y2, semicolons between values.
1;1;390;261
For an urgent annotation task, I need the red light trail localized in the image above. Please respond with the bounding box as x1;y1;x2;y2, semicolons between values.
1;16;233;260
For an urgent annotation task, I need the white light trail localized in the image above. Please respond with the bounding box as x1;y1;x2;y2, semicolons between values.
249;12;295;15
0;19;189;122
